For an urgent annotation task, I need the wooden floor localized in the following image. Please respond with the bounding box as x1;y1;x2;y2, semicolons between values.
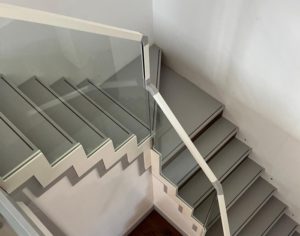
129;210;182;236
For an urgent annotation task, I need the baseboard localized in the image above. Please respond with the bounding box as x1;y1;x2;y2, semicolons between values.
123;205;154;235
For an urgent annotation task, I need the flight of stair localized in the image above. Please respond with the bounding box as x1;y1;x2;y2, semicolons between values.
0;44;299;235
0;45;161;194
151;50;300;235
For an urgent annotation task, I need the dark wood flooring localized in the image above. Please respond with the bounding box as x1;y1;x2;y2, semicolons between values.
129;210;182;236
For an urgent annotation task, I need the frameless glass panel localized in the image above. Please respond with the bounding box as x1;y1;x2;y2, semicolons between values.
0;113;40;179
0;16;151;174
152;102;217;228
0;213;17;236
0;7;151;236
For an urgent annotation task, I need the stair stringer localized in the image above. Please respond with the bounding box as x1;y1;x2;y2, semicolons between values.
151;149;206;236
1;135;152;194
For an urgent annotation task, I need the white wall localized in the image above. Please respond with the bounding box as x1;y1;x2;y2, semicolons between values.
19;159;153;236
153;0;300;222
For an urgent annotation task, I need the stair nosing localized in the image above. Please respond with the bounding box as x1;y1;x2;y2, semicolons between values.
288;227;299;236
1;76;76;145
176;127;239;188
177;147;251;210
85;79;151;131
0;113;43;179
78;79;151;145
226;168;263;209
62;78;131;135
203;167;264;229
22;77;112;157
31;77;108;140
160;105;225;166
261;208;287;236
232;189;276;236
56;78;134;150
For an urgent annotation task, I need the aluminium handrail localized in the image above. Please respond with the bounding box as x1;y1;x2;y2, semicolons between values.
0;3;229;235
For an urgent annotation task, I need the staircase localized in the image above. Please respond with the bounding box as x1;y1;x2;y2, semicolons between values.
150;48;300;235
0;4;299;233
0;43;299;235
0;45;164;194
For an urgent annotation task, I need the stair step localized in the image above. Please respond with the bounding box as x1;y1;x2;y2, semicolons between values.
99;53;149;127
206;178;276;236
178;138;250;207
162;117;238;186
265;214;297;236
238;197;286;236
292;232;300;236
193;158;263;226
159;66;224;137
98;45;161;131
77;79;150;144
0;76;78;165
19;77;108;156
0;113;41;179
51;78;131;149
154;65;224;161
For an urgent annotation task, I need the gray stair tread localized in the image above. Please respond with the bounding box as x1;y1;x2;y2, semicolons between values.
0;76;77;165
239;197;286;236
99;45;161;129
51;78;131;149
162;117;237;186
0;113;40;178
19;78;108;156
154;65;223;160
193;158;263;225
99;46;161;128
177;138;250;206
292;232;300;236
78;79;150;144
206;178;276;236
266;214;297;236
159;65;223;137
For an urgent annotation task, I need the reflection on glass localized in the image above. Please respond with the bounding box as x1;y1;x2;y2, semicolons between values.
0;16;151;179
0;213;17;236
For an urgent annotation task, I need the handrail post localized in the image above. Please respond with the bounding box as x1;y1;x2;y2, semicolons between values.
145;83;231;236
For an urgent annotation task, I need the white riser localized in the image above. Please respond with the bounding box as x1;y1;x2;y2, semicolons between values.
1;135;151;193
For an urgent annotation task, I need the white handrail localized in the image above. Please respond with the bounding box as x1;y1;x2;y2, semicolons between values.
146;84;231;236
0;3;143;41
0;3;230;235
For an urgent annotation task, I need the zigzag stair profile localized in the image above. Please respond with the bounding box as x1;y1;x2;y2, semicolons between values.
0;45;161;194
0;44;299;235
148;47;299;234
